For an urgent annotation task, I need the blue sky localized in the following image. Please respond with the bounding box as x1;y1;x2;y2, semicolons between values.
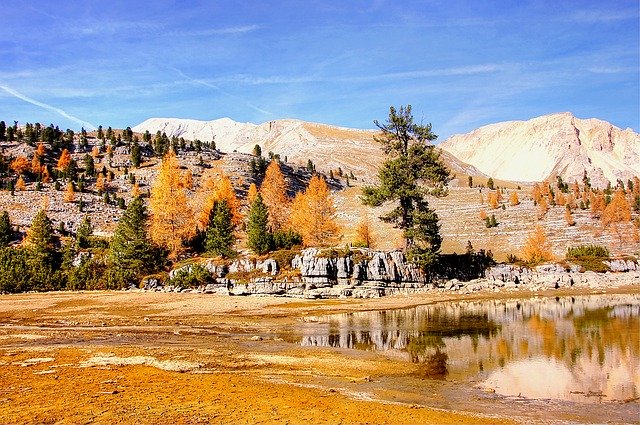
0;0;638;140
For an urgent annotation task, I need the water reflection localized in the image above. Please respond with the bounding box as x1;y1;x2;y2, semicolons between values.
295;294;640;403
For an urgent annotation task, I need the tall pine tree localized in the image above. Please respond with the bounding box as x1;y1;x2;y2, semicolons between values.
108;197;160;287
204;200;235;257
247;193;271;254
362;105;450;269
0;210;12;247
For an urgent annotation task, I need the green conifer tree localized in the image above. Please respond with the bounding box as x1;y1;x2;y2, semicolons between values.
204;200;234;257
362;105;450;269
247;193;271;254
27;210;55;256
76;216;93;249
0;210;12;247
107;197;160;287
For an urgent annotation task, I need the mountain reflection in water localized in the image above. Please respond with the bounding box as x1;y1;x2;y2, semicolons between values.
295;294;640;403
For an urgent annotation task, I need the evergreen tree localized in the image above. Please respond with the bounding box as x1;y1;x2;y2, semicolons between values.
204;200;235;257
247;193;271;254
27;210;56;257
130;139;142;168
362;105;450;269
83;154;95;176
107;197;160;287
0;210;12;247
487;177;494;190
0;120;5;141
253;144;262;157
76;216;93;249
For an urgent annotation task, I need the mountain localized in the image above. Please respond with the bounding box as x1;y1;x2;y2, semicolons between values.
440;112;640;187
133;117;486;183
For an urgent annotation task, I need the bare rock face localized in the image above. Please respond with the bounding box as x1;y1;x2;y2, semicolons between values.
157;251;639;298
440;112;640;187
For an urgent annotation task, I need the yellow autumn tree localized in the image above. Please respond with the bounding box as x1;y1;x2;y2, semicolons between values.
290;175;340;247
182;169;193;190
91;146;100;158
537;196;549;219
247;183;258;205
10;156;30;175
602;189;632;246
41;166;51;183
509;192;520;206
521;225;553;264
64;182;75;203
95;174;105;193
488;192;499;209
355;214;375;248
198;173;242;230
15;175;26;191
149;151;194;257
260;161;290;232
590;192;606;219
564;205;575;226
131;182;141;198
532;183;542;204
56;149;71;172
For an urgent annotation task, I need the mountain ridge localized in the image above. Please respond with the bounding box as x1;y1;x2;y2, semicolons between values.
133;112;639;187
440;112;640;187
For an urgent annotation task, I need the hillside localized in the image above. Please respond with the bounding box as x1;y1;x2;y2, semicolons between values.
132;117;486;184
440;112;640;188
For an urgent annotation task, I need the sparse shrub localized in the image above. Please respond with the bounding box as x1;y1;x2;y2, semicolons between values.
566;244;610;272
505;254;520;264
167;264;214;288
269;249;300;270
271;229;302;250
566;245;610;259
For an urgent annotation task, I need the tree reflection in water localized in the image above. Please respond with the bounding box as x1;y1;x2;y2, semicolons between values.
294;294;640;403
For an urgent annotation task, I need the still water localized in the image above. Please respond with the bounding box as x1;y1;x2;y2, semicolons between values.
295;294;639;404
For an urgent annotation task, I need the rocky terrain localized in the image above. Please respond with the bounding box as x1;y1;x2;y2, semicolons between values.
440;112;640;187
143;248;640;299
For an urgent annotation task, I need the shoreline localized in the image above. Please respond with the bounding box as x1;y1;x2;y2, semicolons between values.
0;283;637;424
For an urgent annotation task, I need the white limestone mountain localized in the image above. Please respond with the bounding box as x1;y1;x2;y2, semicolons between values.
440;112;640;187
133;117;486;183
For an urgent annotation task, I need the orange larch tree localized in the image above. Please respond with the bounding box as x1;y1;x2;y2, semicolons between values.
57;149;71;172
564;205;575;226
590;192;606;219
149;151;194;258
247;183;258;205
181;169;193;190
10;156;30;175
521;225;553;264
290;175;340;247
131;182;141;198
64;182;75;203
602;189;632;246
260;161;290;232
487;192;499;209
355;214;375;248
198;173;242;231
15;175;26;191
509;191;520;206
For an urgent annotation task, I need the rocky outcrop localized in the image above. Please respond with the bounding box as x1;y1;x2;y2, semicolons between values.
144;249;640;298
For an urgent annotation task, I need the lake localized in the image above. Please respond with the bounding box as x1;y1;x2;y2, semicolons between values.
293;293;639;416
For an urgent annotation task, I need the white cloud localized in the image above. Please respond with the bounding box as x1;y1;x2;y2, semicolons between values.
0;84;96;129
